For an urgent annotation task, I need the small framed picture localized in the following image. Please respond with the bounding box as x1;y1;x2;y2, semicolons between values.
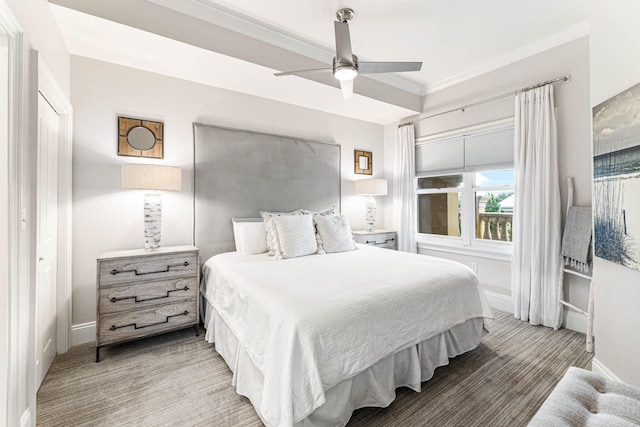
354;150;372;175
118;116;164;159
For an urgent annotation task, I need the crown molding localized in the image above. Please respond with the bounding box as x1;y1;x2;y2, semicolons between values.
362;73;425;96
149;0;332;62
147;0;426;96
426;20;590;94
69;0;588;100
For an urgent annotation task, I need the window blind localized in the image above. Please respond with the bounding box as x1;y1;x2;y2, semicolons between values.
416;122;514;174
464;127;514;171
415;136;463;174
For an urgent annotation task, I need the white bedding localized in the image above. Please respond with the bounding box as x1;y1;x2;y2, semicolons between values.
201;244;493;427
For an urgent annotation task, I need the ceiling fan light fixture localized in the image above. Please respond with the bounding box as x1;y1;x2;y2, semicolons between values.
274;8;421;101
334;65;358;81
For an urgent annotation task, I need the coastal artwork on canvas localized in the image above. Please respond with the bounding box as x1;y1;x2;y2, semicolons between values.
593;81;640;270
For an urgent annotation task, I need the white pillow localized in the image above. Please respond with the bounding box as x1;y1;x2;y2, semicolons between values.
260;209;304;256
314;215;356;254
271;214;318;260
302;206;336;217
232;218;268;255
302;206;337;253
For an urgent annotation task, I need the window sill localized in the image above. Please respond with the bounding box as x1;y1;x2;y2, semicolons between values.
416;238;512;262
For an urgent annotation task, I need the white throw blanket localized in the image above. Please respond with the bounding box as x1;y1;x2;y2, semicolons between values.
202;245;493;427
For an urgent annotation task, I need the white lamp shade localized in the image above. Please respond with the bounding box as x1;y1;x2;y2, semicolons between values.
355;178;388;196
121;164;182;191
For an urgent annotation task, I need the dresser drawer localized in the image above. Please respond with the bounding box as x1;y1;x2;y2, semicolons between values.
353;231;397;249
372;241;397;250
99;276;198;315
98;300;198;346
98;253;197;287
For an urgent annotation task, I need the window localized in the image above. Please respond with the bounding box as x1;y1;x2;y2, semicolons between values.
473;169;514;242
417;174;462;237
415;119;514;252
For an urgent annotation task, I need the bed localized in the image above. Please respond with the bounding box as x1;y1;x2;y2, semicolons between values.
193;124;493;427
201;242;492;427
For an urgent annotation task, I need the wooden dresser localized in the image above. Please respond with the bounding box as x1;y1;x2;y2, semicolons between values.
352;230;398;250
96;245;199;362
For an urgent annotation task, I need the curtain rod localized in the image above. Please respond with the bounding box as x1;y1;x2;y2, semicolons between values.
398;75;571;127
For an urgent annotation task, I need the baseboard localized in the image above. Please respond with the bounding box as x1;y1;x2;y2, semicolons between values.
592;358;622;382
483;290;587;334
20;408;32;427
483;290;513;314
71;321;96;346
563;310;587;335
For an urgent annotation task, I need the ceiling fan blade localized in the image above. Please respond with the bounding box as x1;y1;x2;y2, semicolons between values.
334;21;353;64
358;62;423;74
340;79;353;100
274;67;332;77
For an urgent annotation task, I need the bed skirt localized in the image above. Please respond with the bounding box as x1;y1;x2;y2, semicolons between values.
204;301;485;427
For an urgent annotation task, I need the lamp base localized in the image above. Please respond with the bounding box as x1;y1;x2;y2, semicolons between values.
365;196;376;232
144;193;162;250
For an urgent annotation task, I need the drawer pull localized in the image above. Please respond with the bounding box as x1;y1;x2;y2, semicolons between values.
110;261;190;276
365;238;395;245
110;286;190;304
109;311;189;331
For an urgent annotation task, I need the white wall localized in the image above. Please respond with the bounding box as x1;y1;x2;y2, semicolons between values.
384;37;593;331
71;55;385;329
589;0;640;386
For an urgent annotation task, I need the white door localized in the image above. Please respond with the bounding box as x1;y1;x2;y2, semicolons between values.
36;92;59;390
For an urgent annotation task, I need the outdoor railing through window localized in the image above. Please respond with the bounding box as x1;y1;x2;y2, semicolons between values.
478;213;513;241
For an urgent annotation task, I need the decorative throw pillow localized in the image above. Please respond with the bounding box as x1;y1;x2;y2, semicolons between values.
260;209;304;256
314;215;356;254
271;214;318;260
302;206;337;218
302;206;337;254
232;218;267;255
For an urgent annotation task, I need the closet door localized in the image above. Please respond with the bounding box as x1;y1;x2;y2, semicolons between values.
35;92;59;390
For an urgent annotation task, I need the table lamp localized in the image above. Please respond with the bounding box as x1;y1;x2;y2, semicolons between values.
355;178;388;232
121;163;182;250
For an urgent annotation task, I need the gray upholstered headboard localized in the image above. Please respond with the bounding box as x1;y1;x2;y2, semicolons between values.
193;123;341;263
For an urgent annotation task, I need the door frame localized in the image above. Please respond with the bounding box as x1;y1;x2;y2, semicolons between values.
37;53;73;355
0;1;24;426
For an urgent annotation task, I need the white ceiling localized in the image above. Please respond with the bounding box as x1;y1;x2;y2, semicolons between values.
50;0;589;125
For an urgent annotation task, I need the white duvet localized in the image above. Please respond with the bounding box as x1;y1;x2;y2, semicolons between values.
202;244;493;427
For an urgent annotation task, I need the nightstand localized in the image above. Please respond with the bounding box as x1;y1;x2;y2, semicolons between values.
352;230;398;250
95;245;199;362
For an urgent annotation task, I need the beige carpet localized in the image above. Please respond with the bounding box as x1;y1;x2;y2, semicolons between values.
37;310;592;426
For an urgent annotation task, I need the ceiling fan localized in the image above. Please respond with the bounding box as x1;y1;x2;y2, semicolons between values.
274;8;422;100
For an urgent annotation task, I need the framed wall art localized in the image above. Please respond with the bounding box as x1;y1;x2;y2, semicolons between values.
118;116;164;159
593;81;640;271
354;150;372;175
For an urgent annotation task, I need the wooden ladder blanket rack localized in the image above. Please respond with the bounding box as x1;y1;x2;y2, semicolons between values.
560;177;594;353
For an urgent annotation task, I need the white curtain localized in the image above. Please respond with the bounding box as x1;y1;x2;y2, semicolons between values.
512;84;563;329
393;124;416;253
